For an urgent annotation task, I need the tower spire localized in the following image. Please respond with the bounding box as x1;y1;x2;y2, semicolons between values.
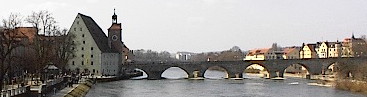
114;8;116;15
112;8;117;23
352;33;356;39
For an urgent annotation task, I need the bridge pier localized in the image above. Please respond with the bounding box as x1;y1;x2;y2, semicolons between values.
146;71;164;80
228;73;243;78
268;71;284;78
187;70;205;78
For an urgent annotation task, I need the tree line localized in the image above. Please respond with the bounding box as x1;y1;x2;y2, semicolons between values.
191;46;245;61
132;49;177;62
0;10;76;90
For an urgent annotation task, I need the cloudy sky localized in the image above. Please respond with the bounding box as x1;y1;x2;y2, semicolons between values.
1;0;367;53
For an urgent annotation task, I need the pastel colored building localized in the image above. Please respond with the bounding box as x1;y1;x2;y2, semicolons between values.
282;47;300;59
300;43;318;59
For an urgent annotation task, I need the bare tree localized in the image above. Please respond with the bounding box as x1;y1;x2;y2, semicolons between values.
2;13;22;29
0;13;23;90
24;11;70;84
25;11;56;73
53;29;76;71
26;10;56;35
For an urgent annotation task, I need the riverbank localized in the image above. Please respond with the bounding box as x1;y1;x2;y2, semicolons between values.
335;79;367;93
51;72;142;97
62;79;94;97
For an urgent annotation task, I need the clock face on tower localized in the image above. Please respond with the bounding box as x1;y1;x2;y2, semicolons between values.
112;35;118;41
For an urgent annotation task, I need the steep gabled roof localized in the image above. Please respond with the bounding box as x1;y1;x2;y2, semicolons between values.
78;13;118;53
283;48;294;55
306;44;317;52
283;47;300;55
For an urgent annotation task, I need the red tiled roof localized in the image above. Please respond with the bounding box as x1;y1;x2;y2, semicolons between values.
247;48;270;56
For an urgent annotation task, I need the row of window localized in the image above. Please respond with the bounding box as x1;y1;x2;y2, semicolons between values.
103;69;116;73
74;27;82;32
69;68;98;73
72;47;94;51
80;54;94;58
357;42;366;45
72;61;94;65
265;56;283;59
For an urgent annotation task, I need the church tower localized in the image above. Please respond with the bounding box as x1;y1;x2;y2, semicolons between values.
108;9;122;48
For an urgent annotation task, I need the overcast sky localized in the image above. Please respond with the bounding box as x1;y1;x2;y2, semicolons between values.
2;0;367;53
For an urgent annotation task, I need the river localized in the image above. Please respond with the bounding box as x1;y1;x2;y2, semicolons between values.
86;67;366;97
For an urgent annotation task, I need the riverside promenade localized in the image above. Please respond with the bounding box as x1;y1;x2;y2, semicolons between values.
49;77;93;97
49;83;79;97
48;73;142;97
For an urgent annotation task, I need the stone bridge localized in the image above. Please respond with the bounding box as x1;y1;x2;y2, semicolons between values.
123;57;365;80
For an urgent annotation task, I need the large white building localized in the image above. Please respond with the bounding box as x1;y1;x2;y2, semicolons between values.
67;11;130;76
176;52;193;61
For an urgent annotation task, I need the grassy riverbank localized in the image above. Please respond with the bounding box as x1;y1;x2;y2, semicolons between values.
335;79;367;93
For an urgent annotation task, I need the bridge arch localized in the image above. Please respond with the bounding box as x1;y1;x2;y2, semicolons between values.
283;63;310;78
202;65;229;79
161;66;190;79
129;68;148;79
325;62;337;75
244;63;270;78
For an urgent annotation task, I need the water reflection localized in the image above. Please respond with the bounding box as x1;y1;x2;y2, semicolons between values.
204;70;227;79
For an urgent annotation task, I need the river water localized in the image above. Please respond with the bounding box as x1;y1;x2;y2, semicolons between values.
86;68;366;97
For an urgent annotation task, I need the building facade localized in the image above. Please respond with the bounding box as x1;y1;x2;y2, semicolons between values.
245;48;269;60
176;52;193;61
300;43;318;59
245;43;285;60
341;35;367;57
327;42;342;58
266;43;284;60
67;11;130;76
282;47;300;59
315;42;328;58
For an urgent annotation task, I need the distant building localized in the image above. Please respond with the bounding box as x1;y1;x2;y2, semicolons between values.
245;43;284;60
326;42;342;58
282;47;300;59
176;52;193;61
1;27;37;77
300;43;318;59
315;42;328;58
245;48;269;60
341;34;367;57
7;27;37;43
267;43;284;60
67;11;131;76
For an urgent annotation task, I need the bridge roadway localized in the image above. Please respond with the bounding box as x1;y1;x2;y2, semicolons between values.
123;57;365;80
